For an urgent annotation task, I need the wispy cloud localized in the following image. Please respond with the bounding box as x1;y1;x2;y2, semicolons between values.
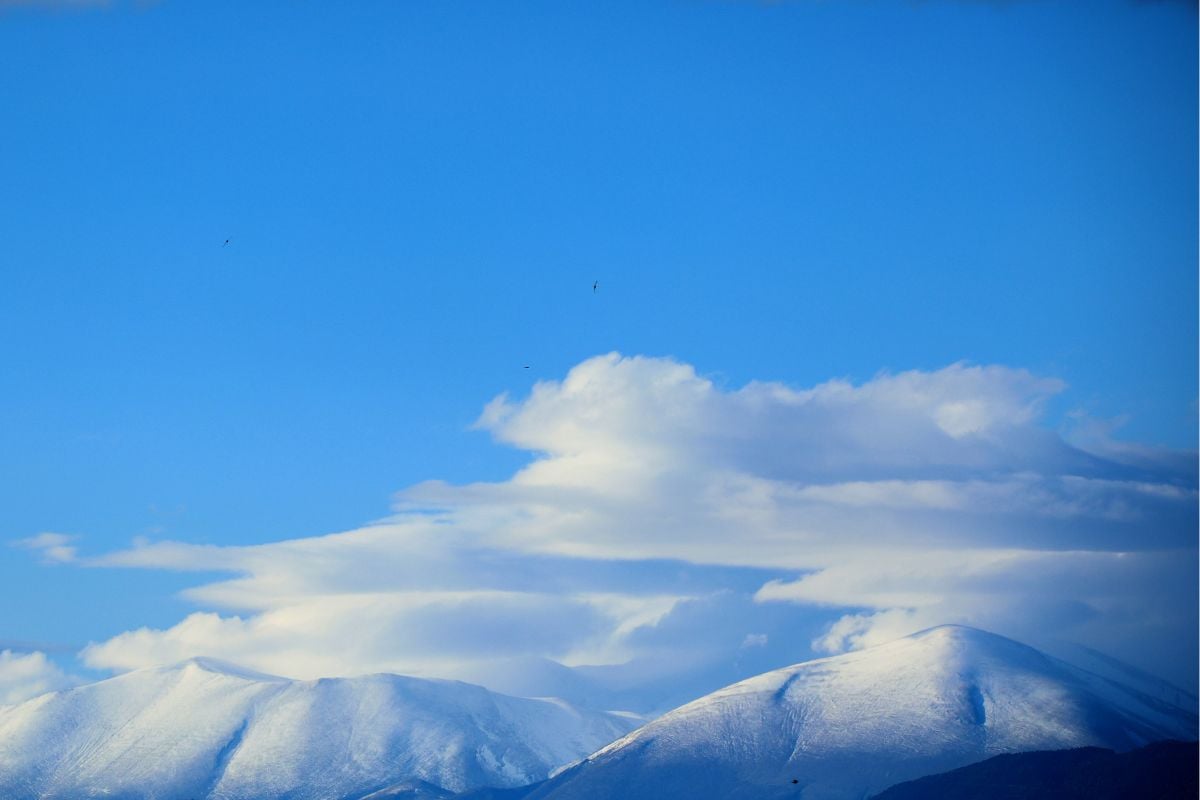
13;532;78;565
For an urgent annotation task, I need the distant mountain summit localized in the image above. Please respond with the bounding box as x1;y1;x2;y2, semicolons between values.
525;625;1197;800
0;657;638;800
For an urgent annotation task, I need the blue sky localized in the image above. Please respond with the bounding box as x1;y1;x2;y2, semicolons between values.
0;0;1196;701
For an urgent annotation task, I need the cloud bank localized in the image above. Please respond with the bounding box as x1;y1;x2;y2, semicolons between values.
71;354;1197;702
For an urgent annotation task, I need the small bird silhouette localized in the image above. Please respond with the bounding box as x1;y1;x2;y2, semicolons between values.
523;365;530;369
223;239;231;247
592;280;599;293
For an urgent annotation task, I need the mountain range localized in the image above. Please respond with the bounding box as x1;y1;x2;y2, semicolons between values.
0;626;1193;799
0;657;638;800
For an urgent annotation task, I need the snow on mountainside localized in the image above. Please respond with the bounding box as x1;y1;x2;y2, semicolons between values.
527;625;1198;800
0;657;639;800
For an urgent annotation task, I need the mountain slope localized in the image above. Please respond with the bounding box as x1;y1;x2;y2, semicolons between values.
871;739;1198;800
526;625;1197;800
0;658;638;800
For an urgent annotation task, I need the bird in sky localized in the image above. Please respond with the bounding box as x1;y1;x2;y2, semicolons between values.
593;280;599;293
223;239;231;247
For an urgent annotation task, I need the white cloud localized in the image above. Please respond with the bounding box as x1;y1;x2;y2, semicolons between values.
70;354;1197;695
741;633;768;649
81;588;687;680
13;532;78;564
0;651;79;705
762;547;1197;663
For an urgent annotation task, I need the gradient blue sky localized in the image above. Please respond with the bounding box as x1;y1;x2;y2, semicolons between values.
1;0;1196;694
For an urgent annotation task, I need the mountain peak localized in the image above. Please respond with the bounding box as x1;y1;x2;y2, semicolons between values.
895;623;1034;651
162;656;290;682
532;626;1198;800
856;623;1052;670
911;623;989;638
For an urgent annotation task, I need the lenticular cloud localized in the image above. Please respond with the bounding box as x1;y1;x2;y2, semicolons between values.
82;354;1197;692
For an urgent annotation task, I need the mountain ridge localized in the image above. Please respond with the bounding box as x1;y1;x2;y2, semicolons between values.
0;656;638;800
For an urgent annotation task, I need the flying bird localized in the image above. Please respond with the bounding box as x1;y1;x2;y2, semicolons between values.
593;280;599;293
223;239;231;247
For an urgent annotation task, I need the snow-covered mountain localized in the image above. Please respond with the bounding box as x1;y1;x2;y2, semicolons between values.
526;625;1198;800
0;657;639;800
